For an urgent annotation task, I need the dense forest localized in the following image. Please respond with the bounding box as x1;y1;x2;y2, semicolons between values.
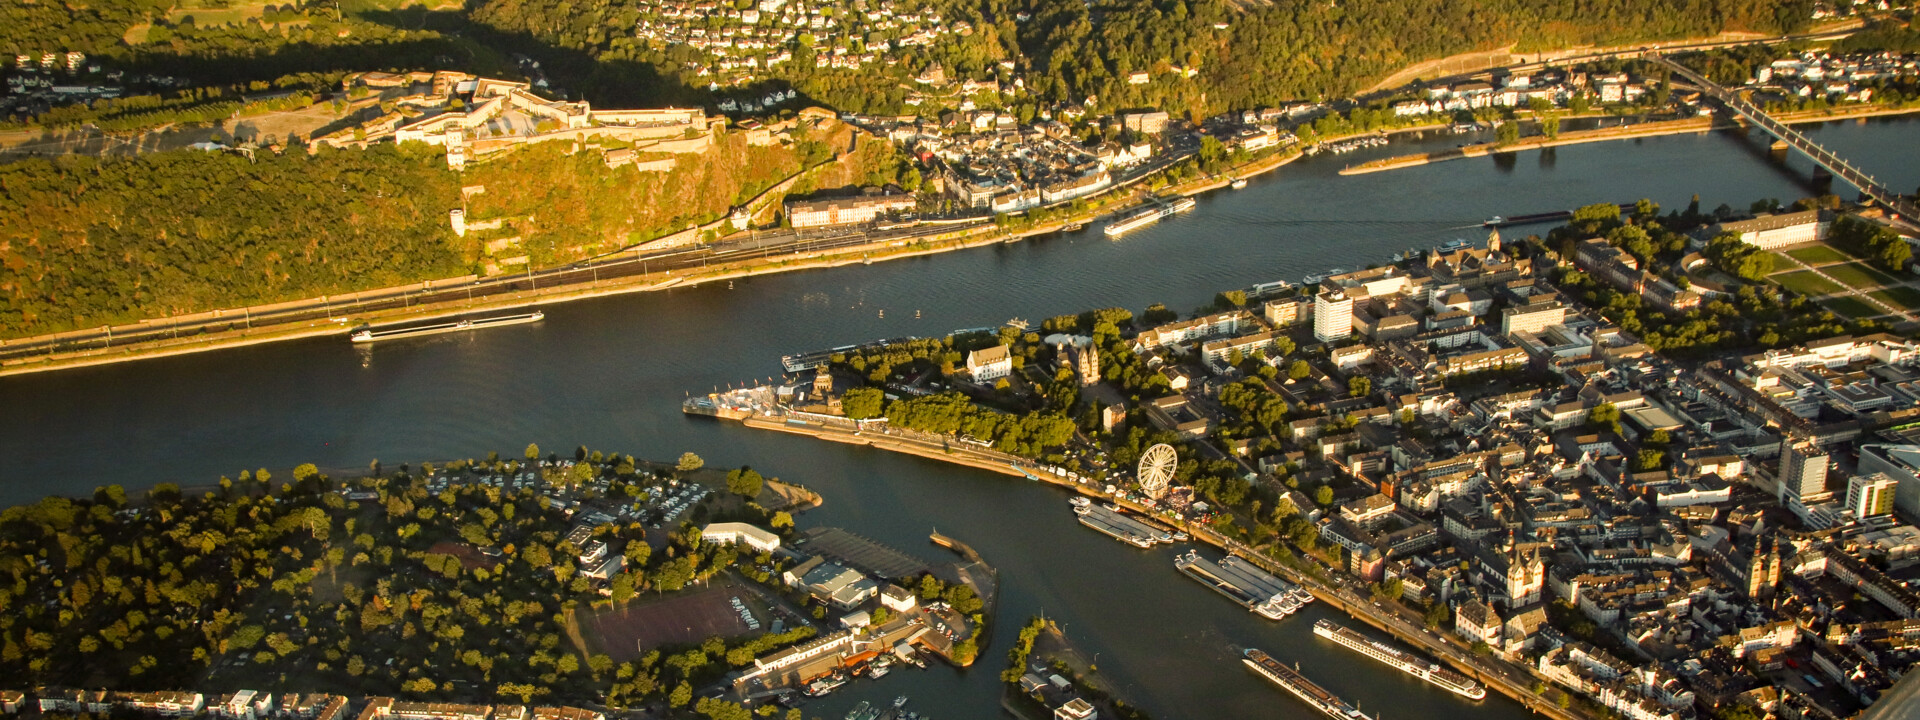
5;0;1832;118
469;0;1827;117
0;144;464;338
0;123;898;339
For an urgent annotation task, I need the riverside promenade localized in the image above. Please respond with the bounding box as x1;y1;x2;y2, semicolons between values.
706;403;1589;720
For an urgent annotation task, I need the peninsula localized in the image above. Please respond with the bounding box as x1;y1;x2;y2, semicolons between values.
0;446;987;718
689;191;1920;720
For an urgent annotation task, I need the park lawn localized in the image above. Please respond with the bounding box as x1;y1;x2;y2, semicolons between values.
1822;296;1885;319
1871;286;1920;311
1785;245;1851;265
1824;262;1901;290
1772;270;1845;297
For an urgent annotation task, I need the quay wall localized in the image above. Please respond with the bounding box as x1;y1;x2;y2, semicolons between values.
726;410;1588;720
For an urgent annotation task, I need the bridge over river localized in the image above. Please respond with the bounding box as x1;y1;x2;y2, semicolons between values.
1654;54;1920;224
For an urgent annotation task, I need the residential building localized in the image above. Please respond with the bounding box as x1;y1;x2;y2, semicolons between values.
785;191;916;228
1780;441;1831;502
1315;290;1354;342
1848;474;1899;519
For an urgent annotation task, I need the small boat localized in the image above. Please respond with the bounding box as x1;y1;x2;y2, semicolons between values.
1070;496;1092;509
1172;531;1191;542
844;701;871;720
870;665;891;678
894;696;909;708
1230;177;1249;189
1437;238;1470;252
1482;215;1506;226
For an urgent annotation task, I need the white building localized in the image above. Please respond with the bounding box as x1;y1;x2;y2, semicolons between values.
1314;290;1354;342
702;522;782;552
968;345;1013;381
1710;210;1827;250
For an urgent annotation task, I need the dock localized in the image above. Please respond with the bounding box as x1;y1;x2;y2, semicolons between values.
1075;505;1170;548
1175;551;1303;619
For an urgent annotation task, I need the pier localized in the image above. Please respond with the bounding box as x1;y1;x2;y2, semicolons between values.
1075;504;1169;548
1174;550;1304;620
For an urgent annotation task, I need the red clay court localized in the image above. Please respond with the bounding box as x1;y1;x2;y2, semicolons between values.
581;587;753;661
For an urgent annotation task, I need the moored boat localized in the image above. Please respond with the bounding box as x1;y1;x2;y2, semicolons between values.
350;311;543;343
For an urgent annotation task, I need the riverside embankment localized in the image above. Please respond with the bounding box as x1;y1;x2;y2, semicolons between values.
0;137;1311;378
718;408;1587;720
1342;104;1920;176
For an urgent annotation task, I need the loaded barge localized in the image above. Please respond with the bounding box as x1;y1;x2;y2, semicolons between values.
1313;620;1486;700
1242;648;1373;720
349;311;543;343
1075;502;1172;548
1174;550;1312;620
1103;197;1196;237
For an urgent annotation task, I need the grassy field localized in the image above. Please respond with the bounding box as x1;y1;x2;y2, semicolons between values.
1822;296;1885;318
1785;245;1851;265
1871;286;1920;311
1824;262;1901;290
1772;270;1845;297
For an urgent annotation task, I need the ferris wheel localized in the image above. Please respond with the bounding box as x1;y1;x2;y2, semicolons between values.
1137;443;1177;499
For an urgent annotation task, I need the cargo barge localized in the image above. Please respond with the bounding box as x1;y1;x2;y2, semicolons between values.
349;311;543;343
1174;550;1308;620
1313;620;1486;700
1075;503;1171;548
1103;197;1196;237
1242;648;1373;720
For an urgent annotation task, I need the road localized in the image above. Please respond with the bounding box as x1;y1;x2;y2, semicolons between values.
0;218;987;363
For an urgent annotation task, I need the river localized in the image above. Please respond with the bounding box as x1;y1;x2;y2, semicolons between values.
4;117;1919;719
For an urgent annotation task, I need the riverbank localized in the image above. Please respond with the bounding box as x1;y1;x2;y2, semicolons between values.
1341;103;1920;176
718;408;1590;719
0;139;1308;378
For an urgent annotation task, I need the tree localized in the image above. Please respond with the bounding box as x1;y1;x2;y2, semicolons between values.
678;452;705;473
525;443;540;461
1587;403;1621;434
1289;360;1311;381
1636;448;1665;471
1495;121;1520;146
1314;485;1334;506
726;467;765;498
1348;376;1370;397
842;387;884;419
669;682;693;708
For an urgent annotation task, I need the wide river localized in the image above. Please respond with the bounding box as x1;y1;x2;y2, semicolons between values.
5;118;1920;719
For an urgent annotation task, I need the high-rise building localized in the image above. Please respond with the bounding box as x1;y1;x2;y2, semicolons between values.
1847;473;1899;519
1779;441;1830;502
1859;444;1920;520
1314;290;1353;342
